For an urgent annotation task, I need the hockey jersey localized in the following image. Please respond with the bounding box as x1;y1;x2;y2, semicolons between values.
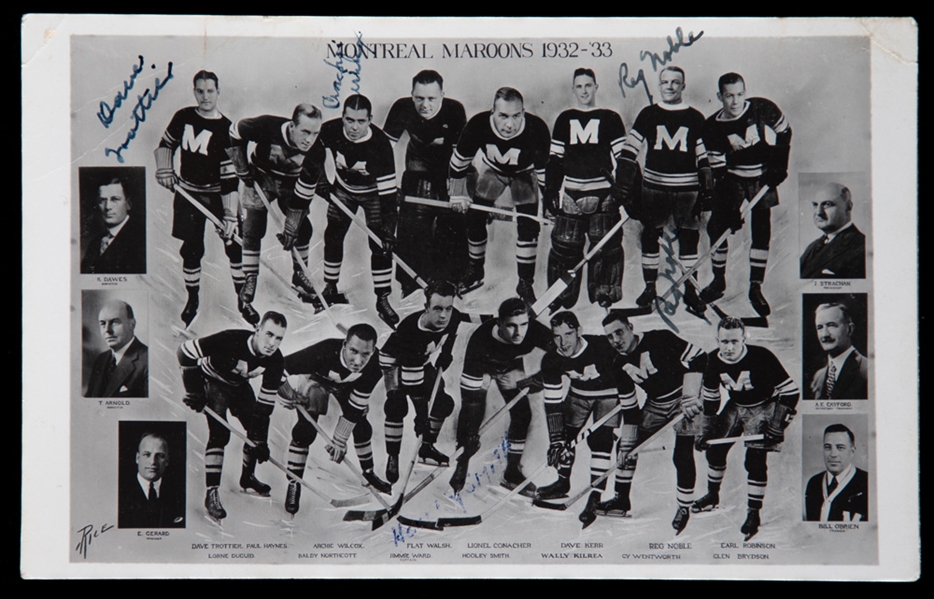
283;338;381;419
619;102;710;190
380;308;471;389
548;108;626;194
158;107;237;195
541;335;637;412
460;319;552;393
303;119;396;201
704;97;791;178
383;97;467;176
702;344;798;414
229;115;309;182
450;111;550;183
616;329;706;404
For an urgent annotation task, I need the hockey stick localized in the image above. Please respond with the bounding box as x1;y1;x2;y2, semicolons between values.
396;387;533;530
325;192;429;290
533;414;686;512
531;213;630;316
295;405;393;511
433;402;626;528
707;433;765;446
201;405;368;508
407;195;550;225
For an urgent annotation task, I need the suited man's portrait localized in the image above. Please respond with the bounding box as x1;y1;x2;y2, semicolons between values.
118;422;186;528
79;166;146;275
798;174;869;279
802;417;869;523
82;290;149;398
802;294;868;400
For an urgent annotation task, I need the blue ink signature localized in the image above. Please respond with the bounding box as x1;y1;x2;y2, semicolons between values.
322;31;364;110
75;522;113;559
618;26;705;105
97;55;144;128
104;62;174;164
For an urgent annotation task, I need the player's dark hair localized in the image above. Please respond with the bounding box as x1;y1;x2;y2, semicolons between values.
573;68;596;84
498;297;529;321
260;311;288;329
601;310;632;329
718;316;745;334
138;431;170;457
343;94;373;117
660;65;686;82
346;323;378;345
412;69;443;90
824;423;855;445
192;70;219;89
100;177;131;208
718;72;745;93
292;103;323;124
550;311;580;330
493;87;524;106
816;302;854;327
424;279;458;305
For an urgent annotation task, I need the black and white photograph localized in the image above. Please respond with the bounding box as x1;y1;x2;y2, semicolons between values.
22;16;917;580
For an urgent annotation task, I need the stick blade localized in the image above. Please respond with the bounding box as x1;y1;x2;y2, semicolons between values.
437;515;482;528
613;305;654;318
397;515;444;531
531;279;569;316
743;316;769;328
532;498;569;511
343;508;380;522
330;493;370;508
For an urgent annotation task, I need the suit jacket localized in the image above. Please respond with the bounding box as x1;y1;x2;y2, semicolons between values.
800;224;865;279
81;216;146;274
85;337;149;397
807;349;869;400
805;467;869;522
118;474;185;528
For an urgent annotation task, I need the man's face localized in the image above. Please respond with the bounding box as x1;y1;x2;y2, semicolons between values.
499;313;530;345
553;322;582;357
97;183;130;227
823;431;856;476
412;82;443;120
424;293;454;330
253;320;286;357
290;114;322;152
659;70;685;104
193;78;219;114
815;306;853;357
136;435;169;482
718;81;746;118
717;328;746;363
604;320;636;355
99;302;136;351
572;75;598;107
342;107;371;142
811;188;851;234
342;335;376;373
492;98;524;139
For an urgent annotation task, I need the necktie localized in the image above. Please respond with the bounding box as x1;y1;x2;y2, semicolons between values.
96;353;117;395
824;361;836;397
822;235;830;245
827;476;838;495
100;233;115;254
148;482;157;501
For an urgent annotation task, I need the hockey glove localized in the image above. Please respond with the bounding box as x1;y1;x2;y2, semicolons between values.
681;393;703;419
325;416;355;464
546;411;568;468
761;145;790;189
154;146;177;191
694;415;715;451
277;380;303;410
727;207;746;234
183;392;207;413
447;178;470;213
694;167;716;216
616;423;640;469
181;365;206;412
516;372;544;394
764;403;797;445
278;207;306;251
248;441;270;464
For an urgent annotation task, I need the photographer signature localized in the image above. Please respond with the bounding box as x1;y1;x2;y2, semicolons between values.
75;522;114;559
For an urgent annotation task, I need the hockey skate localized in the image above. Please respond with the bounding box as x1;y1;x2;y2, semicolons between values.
386;454;400;484
181;290;199;327
691;492;720;513
238;297;260;325
240;273;257;304
683;285;707;318
500;465;537;498
699;275;726;304
595;494;632;518
635;282;657;308
578;491;602;529
672;506;691;535
449;455;470;493
362;468;392;495
291;270;325;313
516;277;537;306
321;282;349;305
459;262;485;296
239;472;272;496
418;442;449;467
376;292;400;329
748;282;771;317
205;487;227;521
535;475;570;501
741;508;761;541
285;480;301;515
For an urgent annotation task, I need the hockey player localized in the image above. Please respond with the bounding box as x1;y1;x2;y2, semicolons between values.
311;94;401;328
451;297;553;495
601;311;706;532
154;70;256;326
613;66;714;316
699;72;792;317
384;70;469;297
276;323;391;515
692;317;799;540
177;311;288;521
537;311;640;521
449;87;551;305
545;68;628;309
227;103;325;312
378;280;469;482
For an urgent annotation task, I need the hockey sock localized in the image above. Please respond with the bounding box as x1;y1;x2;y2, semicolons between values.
205;446;224;488
745;448;768;509
614;472;634;502
241;445;257;477
711;239;728;279
468;239;487;265
749;208;771;283
641;227;660;283
355;439;375;472
184;266;201;295
673;435;697;507
425;416;445;444
516;238;538;281
679;229;699;280
287;443;309;480
384;421;403;456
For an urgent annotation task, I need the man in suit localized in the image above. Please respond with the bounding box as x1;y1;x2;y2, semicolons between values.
81;177;146;274
804;423;868;522
800;182;865;279
119;432;185;528
807;302;868;399
85;300;149;397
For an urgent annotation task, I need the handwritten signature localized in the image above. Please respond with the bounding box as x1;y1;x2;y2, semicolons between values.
654;227;685;333
104;60;174;164
618;26;704;105
322;32;364;110
97;55;144;128
74;522;114;559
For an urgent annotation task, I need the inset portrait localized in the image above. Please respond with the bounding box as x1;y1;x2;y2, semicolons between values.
798;172;869;279
118;421;186;528
802;294;869;400
79;166;147;274
81;289;149;398
802;415;869;522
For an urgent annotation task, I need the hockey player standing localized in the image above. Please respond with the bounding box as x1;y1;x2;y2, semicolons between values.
692;317;799;540
177;311;288;521
449;87;551;305
699;72;792;317
545;68;628;309
383;70;469;297
613;66;714;316
154;70;256;326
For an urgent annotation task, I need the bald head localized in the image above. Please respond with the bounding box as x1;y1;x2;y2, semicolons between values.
99;300;136;351
810;182;853;234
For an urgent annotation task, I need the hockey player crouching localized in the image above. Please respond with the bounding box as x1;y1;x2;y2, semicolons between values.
276;324;390;515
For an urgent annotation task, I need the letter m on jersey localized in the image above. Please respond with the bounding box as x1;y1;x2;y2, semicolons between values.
653;126;690;152
569;119;600;145
182;125;213;155
719;371;753;391
485;144;521;166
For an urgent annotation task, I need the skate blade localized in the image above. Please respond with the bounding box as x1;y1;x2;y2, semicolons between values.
684;305;709;320
616;304;654;317
459;280;484;297
239;487;272;498
418;457;449;468
691;505;719;515
500;480;537;499
204;513;225;527
743;530;759;542
595;509;632;519
580;513;597;529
